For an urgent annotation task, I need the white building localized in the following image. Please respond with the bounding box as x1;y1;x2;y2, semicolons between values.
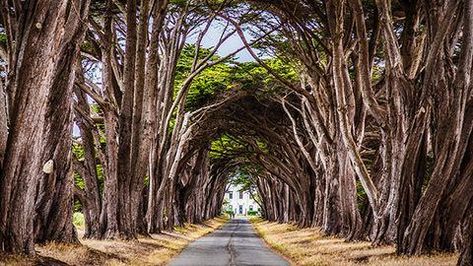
223;184;259;215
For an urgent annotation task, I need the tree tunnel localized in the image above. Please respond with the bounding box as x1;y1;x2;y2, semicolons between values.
1;0;473;265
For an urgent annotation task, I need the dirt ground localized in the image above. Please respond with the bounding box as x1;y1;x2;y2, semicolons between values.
0;217;228;266
250;218;458;266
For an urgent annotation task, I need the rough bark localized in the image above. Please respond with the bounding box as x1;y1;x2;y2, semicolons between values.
0;0;90;254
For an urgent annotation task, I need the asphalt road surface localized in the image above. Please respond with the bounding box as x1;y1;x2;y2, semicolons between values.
168;218;290;266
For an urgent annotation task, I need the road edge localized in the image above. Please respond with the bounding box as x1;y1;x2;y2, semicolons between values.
249;217;295;266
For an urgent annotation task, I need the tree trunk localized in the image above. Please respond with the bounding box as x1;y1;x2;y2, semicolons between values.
35;0;90;244
0;0;89;254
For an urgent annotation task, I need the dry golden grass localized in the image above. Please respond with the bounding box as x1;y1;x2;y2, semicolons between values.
250;218;458;266
0;216;228;266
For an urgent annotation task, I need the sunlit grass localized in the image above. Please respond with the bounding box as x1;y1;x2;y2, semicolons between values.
250;218;458;266
73;212;85;229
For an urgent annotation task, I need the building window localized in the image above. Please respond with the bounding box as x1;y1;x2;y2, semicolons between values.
249;205;253;211
239;205;243;214
228;191;233;199
239;191;243;199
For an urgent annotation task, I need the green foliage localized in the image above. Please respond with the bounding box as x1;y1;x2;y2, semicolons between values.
72;143;86;209
170;0;188;5
228;62;267;91
80;40;96;55
73;198;82;213
73;212;85;229
356;180;368;211
210;134;245;159
187;62;233;110
265;59;298;82
74;172;85;190
174;45;298;112
72;142;105;213
72;143;85;160
231;169;253;191
247;210;258;216
229;59;298;95
90;103;101;115
0;33;7;46
174;45;234;111
228;164;262;206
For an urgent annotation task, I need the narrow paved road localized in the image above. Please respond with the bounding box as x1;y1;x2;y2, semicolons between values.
169;218;289;266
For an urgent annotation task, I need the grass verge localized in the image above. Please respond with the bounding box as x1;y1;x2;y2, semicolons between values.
250;217;458;266
0;216;228;266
